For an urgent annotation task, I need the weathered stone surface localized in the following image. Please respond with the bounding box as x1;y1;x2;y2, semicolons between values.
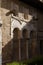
0;0;43;65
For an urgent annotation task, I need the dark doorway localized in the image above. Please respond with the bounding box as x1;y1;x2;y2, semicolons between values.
30;31;37;57
21;29;28;60
40;40;43;55
13;28;21;61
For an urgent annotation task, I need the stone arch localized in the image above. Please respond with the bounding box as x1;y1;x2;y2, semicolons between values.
13;28;21;61
13;28;21;39
30;30;37;57
21;29;29;60
22;29;28;38
30;30;36;39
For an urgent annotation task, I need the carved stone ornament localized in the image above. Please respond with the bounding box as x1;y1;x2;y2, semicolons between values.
11;13;32;24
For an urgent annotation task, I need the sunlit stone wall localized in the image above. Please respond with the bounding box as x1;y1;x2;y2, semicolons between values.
0;0;2;64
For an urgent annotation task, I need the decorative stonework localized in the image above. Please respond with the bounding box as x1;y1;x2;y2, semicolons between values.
1;0;43;64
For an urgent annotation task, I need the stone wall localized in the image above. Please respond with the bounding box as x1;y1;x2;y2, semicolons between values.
1;0;12;63
1;0;37;63
1;0;43;64
37;11;43;55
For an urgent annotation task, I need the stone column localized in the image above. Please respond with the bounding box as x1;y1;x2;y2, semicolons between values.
26;39;28;59
19;39;21;61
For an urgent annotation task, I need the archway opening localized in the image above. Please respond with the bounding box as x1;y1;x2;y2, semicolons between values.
13;28;21;61
30;31;37;57
22;29;28;38
13;28;21;39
